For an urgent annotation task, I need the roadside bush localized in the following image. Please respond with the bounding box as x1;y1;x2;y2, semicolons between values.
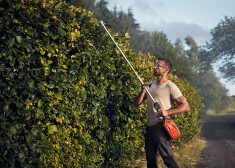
0;0;144;167
0;0;203;167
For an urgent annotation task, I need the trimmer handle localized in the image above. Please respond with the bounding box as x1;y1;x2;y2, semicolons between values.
153;102;161;110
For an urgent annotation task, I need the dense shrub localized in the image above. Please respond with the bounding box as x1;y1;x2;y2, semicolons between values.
0;0;145;167
0;0;203;167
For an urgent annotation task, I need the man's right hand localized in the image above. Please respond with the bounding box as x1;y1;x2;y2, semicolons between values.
142;84;152;90
134;84;151;106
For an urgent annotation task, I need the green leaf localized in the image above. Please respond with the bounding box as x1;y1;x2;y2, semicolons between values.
16;36;22;43
55;92;62;100
3;123;17;138
18;152;25;159
40;50;45;55
38;99;43;108
58;27;66;36
25;134;31;143
55;2;62;10
110;84;116;90
48;125;57;134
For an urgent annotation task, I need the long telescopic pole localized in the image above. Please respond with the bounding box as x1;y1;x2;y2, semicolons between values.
99;20;160;109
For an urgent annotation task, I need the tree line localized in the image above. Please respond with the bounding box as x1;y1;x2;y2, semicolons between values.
67;0;235;114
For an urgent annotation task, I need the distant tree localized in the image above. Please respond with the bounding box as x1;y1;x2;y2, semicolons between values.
94;0;112;22
207;16;235;82
126;8;140;32
197;48;213;73
196;71;230;113
173;38;199;83
185;36;199;72
130;31;152;53
106;6;121;33
66;0;95;11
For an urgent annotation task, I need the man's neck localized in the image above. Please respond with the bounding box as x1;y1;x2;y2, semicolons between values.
157;75;168;84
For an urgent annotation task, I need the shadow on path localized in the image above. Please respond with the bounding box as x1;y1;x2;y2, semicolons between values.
196;111;235;168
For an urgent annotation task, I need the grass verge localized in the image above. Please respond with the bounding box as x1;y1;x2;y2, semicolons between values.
131;138;206;168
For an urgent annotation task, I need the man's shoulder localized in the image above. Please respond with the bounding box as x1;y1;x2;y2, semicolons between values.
167;80;177;87
167;80;183;98
166;80;181;91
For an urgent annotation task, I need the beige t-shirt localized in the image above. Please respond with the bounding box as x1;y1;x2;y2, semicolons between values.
146;80;183;126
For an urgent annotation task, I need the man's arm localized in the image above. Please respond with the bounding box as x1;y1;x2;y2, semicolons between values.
160;96;190;116
133;88;148;106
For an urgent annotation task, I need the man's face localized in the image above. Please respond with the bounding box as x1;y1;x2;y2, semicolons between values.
154;60;167;76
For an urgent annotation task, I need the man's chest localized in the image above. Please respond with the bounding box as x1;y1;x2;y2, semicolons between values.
149;84;171;99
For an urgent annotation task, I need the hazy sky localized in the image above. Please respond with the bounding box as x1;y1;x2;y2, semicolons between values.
106;0;235;95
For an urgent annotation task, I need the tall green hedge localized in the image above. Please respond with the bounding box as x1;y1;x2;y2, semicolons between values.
0;0;144;167
0;0;203;167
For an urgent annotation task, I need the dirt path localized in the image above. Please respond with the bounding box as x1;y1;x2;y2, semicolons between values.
196;111;235;168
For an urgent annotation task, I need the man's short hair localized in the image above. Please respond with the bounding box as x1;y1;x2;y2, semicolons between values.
158;57;173;74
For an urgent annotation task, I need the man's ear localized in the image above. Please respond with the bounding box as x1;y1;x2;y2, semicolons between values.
165;68;169;74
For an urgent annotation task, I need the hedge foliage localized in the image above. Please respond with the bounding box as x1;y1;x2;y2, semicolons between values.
0;0;203;167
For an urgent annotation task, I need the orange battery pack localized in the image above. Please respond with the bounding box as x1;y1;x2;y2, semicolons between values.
163;117;181;139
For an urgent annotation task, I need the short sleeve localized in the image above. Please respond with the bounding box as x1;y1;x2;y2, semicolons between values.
169;81;183;99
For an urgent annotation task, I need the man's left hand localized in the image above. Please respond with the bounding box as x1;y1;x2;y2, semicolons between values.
157;108;168;116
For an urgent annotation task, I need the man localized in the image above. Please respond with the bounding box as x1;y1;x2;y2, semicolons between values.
134;58;190;168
